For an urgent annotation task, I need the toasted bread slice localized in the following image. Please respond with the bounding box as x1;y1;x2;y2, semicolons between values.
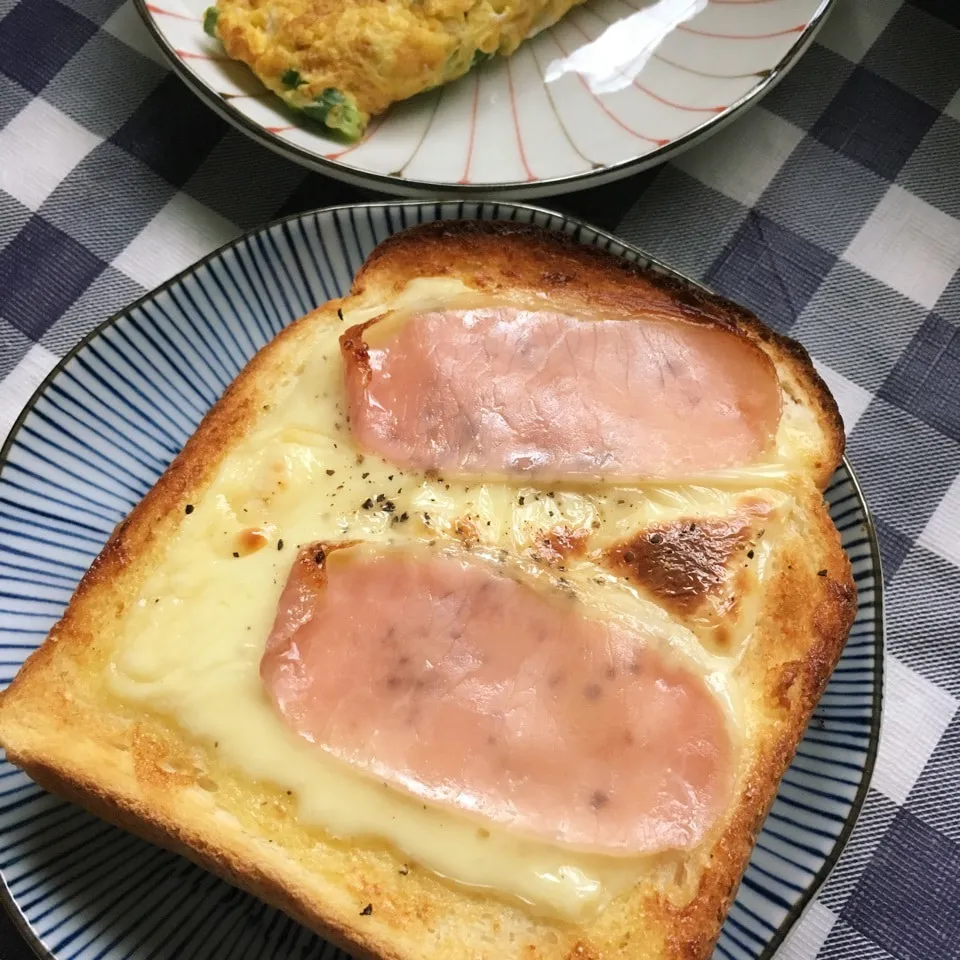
0;221;855;960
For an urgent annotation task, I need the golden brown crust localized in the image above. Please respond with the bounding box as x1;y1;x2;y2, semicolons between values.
0;220;855;960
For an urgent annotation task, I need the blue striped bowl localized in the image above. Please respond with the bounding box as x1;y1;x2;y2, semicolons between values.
0;201;882;960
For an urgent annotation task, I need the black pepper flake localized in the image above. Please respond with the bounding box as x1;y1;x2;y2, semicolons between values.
649;532;663;544
232;551;240;558
376;493;385;503
362;472;370;479
547;491;555;499
424;512;431;522
314;549;325;565
383;501;396;513
399;512;409;522
362;498;374;509
277;539;284;551
388;475;394;481
326;469;335;476
622;551;636;564
360;904;373;916
337;308;344;321
398;865;409;876
184;504;194;515
817;569;828;577
518;496;525;506
747;550;755;559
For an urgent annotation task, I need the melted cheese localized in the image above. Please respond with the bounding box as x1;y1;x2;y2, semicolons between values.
108;278;799;920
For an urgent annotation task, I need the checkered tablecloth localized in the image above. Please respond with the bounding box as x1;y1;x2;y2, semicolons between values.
0;0;958;957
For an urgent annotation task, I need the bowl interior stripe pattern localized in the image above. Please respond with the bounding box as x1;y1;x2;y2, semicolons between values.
0;201;882;960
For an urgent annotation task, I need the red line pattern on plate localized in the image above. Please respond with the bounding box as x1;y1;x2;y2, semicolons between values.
676;22;806;38
220;91;273;100
176;48;229;61
458;71;481;184
652;50;771;79
399;88;445;177
505;59;537;181
525;40;599;169
573;10;727;112
265;125;296;134
146;4;196;19
548;30;670;145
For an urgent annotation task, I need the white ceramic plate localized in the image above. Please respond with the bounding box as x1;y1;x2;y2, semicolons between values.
0;201;882;960
136;0;834;197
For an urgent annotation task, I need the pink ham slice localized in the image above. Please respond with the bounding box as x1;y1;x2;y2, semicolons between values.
261;544;733;854
342;307;781;480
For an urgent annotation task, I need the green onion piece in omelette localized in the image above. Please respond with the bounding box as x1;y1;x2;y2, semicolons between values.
471;49;493;67
281;69;305;89
301;88;365;141
202;6;218;37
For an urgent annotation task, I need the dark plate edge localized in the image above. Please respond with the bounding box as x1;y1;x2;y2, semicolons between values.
130;0;836;197
0;199;884;960
756;455;885;960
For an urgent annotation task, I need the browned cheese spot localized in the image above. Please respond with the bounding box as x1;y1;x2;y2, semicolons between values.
605;515;755;614
454;516;480;547
234;527;270;557
535;525;590;564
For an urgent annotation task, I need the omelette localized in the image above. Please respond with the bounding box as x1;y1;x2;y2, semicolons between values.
204;0;584;140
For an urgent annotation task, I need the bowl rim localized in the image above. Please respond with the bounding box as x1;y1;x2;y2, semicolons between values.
0;199;883;960
132;0;836;195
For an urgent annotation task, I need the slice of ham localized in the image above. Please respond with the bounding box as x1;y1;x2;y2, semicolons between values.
342;307;781;480
261;543;733;854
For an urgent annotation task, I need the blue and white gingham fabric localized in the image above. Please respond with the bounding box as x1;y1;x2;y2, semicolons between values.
0;1;958;958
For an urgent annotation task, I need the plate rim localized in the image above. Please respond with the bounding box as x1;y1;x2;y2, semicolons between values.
132;0;836;196
0;199;884;960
